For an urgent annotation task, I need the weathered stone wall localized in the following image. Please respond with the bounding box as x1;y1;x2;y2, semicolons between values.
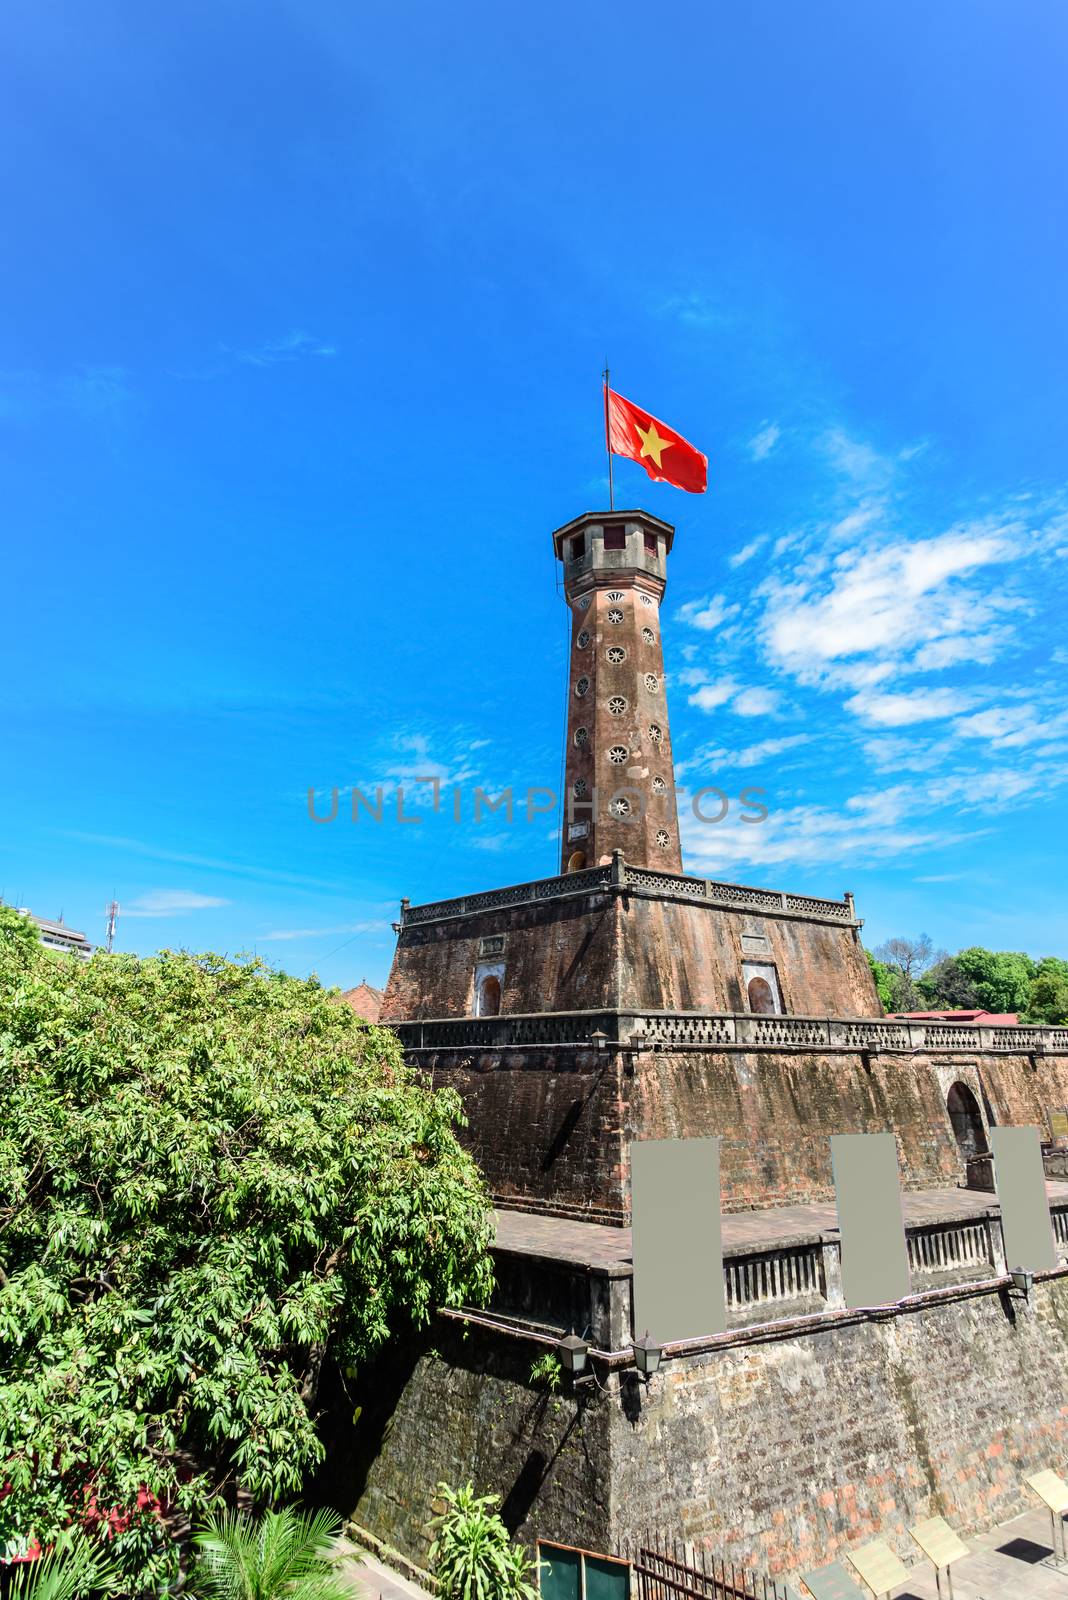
616;897;878;1018
380;893;620;1022
345;1277;1068;1583
609;1276;1068;1576
343;1322;608;1565
381;892;877;1022
628;1049;973;1210
426;1049;628;1222
425;1046;1050;1219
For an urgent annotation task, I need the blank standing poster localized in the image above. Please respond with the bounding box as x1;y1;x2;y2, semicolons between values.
830;1132;910;1308
992;1126;1058;1272
631;1136;725;1343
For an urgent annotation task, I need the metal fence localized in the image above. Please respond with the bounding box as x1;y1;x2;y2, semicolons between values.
619;1532;793;1600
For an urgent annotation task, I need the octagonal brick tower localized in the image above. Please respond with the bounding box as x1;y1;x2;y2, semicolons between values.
553;508;683;873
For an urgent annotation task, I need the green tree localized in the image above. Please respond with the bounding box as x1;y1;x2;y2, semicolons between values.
429;1484;540;1600
1025;957;1068;1025
0;907;494;1591
916;956;980;1010
952;946;1035;1013
871;935;945;1012
865;951;896;1014
190;1505;353;1600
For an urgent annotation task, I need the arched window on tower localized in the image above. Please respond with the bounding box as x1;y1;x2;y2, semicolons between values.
747;977;776;1015
473;960;505;1017
567;850;586;872
742;961;783;1016
477;975;501;1017
946;1081;987;1160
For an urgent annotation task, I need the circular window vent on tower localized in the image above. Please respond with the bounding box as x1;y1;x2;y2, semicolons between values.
608;696;628;716
648;723;663;743
607;608;624;624
606;646;626;664
610;796;631;817
573;778;588;797
607;745;628;764
575;676;590;697
644;673;660;693
642;626;655;645
656;829;670;849
575;727;589;747
606;590;625;601
577;595;591;610
652;776;667;795
640;593;655;608
577;629;591;649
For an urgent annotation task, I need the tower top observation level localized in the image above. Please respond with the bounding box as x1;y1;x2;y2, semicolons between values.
552;508;675;602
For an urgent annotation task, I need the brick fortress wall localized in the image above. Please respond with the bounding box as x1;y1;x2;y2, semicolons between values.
413;1044;1068;1219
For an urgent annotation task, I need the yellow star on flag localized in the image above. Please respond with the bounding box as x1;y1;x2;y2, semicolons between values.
635;420;673;469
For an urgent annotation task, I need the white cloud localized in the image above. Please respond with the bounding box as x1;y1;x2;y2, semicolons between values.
728;536;767;568
122;889;229;918
760;524;1016;684
952;703;1068;749
675;594;740;632
844;687;974;726
685;734;813;771
821;427;894;486
232;330;336;367
689;680;738;712
733;686;781;717
747;422;780;461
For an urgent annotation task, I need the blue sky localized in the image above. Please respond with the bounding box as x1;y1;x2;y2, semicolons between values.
3;0;1067;989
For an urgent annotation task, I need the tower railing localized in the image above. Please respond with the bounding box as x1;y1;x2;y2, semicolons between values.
398;858;858;928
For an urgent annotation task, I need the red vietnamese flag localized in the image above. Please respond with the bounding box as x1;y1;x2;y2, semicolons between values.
605;386;708;494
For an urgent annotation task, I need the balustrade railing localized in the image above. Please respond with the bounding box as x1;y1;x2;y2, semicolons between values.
399;859;856;928
391;1008;1068;1054
720;1214;1008;1327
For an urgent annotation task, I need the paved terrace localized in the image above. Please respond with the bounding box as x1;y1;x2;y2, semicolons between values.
493;1180;1068;1271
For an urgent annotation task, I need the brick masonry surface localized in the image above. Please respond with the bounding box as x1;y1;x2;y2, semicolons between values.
409;1046;1068;1220
380;891;877;1023
347;1275;1068;1584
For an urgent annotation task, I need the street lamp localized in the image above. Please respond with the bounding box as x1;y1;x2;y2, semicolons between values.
631;1332;663;1384
557;1332;590;1376
1009;1266;1034;1298
590;1029;608;1054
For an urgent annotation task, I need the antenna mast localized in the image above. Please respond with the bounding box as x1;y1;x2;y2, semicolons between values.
104;899;120;954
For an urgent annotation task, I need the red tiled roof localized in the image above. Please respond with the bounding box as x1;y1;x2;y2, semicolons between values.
341;980;384;1023
888;1009;1020;1025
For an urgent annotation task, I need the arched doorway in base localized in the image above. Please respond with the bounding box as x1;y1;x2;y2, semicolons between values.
566;851;586;872
947;1080;987;1160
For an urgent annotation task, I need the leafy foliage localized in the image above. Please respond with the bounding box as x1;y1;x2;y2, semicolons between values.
0;906;494;1591
0;1531;117;1600
429;1484;540;1600
190;1504;352;1600
919;946;1036;1014
1025;957;1068;1025
865;951;896;1014
527;1353;561;1393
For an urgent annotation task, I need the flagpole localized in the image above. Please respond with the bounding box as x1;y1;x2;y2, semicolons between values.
603;363;614;511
